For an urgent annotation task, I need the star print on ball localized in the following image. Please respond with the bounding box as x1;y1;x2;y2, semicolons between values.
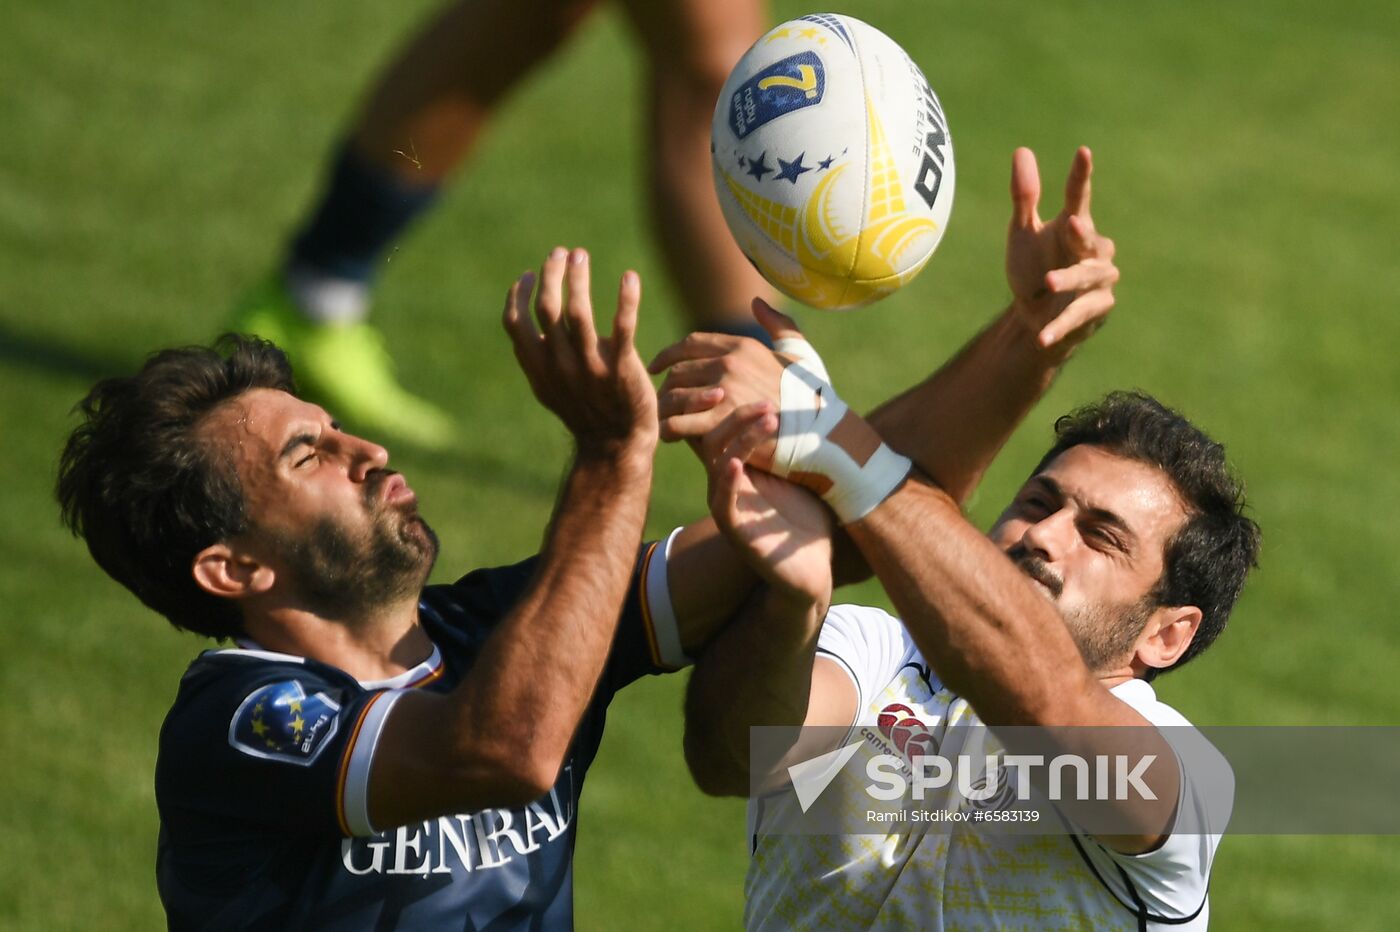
776;153;811;184
229;680;343;765
746;151;773;181
711;14;955;310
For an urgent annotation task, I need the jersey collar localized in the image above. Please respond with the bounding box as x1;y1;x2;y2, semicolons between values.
227;639;444;690
1108;677;1157;705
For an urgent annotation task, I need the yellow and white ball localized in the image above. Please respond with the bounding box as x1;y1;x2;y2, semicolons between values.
711;14;954;310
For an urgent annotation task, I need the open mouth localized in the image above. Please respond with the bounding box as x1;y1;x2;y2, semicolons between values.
367;470;417;510
382;473;416;506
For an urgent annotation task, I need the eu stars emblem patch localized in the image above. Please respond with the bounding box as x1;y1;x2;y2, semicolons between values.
728;51;826;140
229;681;341;765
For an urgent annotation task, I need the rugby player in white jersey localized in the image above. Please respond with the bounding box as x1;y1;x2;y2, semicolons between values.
654;149;1259;930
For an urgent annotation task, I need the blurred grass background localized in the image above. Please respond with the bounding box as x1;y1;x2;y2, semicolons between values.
3;0;1399;927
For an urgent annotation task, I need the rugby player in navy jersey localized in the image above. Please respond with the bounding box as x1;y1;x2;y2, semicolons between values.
57;148;1120;930
59;246;753;930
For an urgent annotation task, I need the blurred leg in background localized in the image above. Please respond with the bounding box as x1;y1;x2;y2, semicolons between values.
620;0;776;339
233;0;771;449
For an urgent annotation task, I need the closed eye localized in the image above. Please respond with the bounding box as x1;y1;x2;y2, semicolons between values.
1083;522;1127;554
1017;493;1056;518
280;430;319;466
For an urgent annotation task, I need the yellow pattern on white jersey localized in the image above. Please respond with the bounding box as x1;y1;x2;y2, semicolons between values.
744;605;1220;931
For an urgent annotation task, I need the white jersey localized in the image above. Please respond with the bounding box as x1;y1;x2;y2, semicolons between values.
744;604;1232;931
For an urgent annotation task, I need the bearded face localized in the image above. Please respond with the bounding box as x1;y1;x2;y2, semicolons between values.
264;469;439;618
1007;544;1156;673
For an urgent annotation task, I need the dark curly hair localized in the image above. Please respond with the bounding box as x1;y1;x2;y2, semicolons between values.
1033;391;1261;680
56;335;295;639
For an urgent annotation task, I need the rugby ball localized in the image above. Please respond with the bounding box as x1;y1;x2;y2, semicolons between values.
711;14;954;310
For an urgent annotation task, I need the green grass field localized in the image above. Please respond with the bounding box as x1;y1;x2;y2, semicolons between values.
3;0;1399;927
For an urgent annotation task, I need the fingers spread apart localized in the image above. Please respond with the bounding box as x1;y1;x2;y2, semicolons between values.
751;298;804;343
648;331;744;375
711;402;778;473
1009;146;1043;231
502;270;541;365
1063;145;1093;218
534;246;568;334
1039;287;1115;349
609;269;641;361
563;248;600;369
1045;257;1119;295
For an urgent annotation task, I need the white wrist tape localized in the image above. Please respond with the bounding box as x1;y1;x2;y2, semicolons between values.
770;336;911;524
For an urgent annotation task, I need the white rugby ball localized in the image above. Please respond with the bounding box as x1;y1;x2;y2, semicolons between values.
711;14;954;310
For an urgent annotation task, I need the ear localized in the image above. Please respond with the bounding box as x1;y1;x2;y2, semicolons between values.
192;541;275;600
1134;605;1203;676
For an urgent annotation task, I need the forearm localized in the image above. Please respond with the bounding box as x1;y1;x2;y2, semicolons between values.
684;585;825;796
664;517;762;655
867;306;1060;504
378;244;661;814
848;484;1183;850
447;445;654;787
846;480;1095;726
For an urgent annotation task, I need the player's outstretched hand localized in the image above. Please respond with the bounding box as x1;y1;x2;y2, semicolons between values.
649;298;803;467
503;247;658;457
704;402;833;606
1006;146;1119;355
653;302;910;525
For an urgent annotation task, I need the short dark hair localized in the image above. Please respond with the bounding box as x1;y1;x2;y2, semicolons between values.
56;335;296;639
1033;391;1261;680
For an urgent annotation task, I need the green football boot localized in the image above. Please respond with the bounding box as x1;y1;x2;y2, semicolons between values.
229;278;458;451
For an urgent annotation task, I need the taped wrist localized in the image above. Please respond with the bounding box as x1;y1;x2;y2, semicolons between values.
771;337;911;523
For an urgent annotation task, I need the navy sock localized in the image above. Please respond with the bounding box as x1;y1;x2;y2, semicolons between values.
703;318;775;349
288;142;440;283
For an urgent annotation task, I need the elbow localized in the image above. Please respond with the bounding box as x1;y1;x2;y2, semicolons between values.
683;728;749;798
475;715;580;804
444;740;563;809
496;744;566;804
503;755;563;805
683;664;751;797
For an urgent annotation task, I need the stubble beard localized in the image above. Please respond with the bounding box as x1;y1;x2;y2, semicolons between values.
275;474;440;619
1008;546;1154;673
1061;597;1155;673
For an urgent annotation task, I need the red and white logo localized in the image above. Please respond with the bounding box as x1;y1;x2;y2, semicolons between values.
877;703;934;757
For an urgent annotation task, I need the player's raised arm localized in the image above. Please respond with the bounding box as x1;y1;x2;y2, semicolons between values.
679;406;858;796
866;146;1117;500
649;147;1118;506
683;308;1208;851
367;247;659;827
837;474;1183;852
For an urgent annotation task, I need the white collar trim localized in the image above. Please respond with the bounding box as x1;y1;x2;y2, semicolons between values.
223;639;443;690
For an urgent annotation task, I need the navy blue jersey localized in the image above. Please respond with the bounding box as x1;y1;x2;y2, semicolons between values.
155;539;684;930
